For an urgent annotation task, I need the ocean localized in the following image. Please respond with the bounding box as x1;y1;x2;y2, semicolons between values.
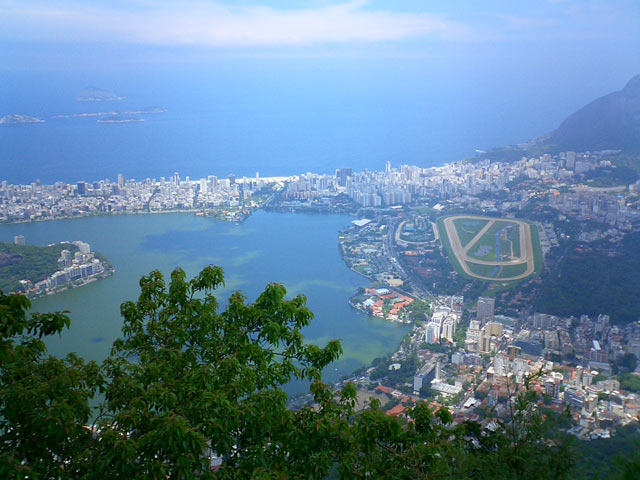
0;58;585;185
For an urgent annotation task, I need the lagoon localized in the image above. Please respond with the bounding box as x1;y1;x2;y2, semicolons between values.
0;211;408;391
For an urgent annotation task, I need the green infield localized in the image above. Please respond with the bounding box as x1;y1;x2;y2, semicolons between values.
465;220;521;262
439;215;542;282
452;218;489;248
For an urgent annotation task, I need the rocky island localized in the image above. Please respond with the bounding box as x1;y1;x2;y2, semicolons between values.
0;114;44;124
134;106;166;114
76;86;124;102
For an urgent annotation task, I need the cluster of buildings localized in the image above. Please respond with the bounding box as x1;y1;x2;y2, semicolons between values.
3;151;640;442
424;295;464;343
475;346;640;441
3;151;640;243
273;151;628;208
15;238;113;298
455;304;640;439
343;283;640;440
274;154;640;440
462;297;507;353
0;172;278;223
345;163;416;207
353;287;414;323
548;189;637;231
277;153;640;248
339;217;401;282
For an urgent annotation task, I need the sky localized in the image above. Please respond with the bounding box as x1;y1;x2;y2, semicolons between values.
1;1;638;63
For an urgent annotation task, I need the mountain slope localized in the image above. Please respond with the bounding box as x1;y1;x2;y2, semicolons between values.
541;75;640;152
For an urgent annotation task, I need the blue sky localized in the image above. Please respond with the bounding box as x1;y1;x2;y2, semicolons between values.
1;0;639;108
1;1;638;52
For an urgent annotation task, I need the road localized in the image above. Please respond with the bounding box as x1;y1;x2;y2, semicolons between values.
385;218;433;300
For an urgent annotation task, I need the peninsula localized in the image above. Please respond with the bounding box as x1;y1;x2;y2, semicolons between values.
0;238;114;298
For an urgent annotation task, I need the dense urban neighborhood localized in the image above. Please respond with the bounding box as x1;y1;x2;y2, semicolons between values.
3;149;640;443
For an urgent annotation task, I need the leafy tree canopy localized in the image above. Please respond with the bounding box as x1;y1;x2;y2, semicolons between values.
0;266;580;479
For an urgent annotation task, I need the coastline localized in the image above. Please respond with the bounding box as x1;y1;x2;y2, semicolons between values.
0;208;244;226
4;205;422;332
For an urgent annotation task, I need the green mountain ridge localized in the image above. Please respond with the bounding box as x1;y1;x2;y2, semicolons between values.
540;74;640;153
478;75;640;163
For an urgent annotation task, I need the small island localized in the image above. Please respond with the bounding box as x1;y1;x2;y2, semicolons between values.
131;106;166;114
97;114;144;123
76;86;124;102
0;238;114;298
0;114;45;124
53;108;165;119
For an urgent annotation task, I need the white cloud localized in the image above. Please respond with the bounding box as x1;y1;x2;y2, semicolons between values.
0;0;468;47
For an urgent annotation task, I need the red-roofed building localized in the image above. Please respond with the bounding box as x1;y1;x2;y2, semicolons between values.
386;404;407;417
375;385;395;395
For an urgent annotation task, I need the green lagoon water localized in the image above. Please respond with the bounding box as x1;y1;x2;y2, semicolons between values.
0;211;408;391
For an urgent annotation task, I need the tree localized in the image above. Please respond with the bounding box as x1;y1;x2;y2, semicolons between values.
0;289;102;479
407;300;431;323
617;353;638;373
91;266;347;478
1;266;577;479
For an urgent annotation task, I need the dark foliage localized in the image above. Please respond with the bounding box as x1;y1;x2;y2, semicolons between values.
535;233;640;324
0;267;578;479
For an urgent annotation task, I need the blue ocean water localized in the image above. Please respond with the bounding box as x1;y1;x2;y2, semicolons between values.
0;59;594;185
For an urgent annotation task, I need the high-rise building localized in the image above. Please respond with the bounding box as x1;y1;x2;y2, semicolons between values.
58;250;73;269
484;321;503;338
336;168;352;186
441;318;456;342
77;181;87;195
507;345;521;360
476;297;495;324
117;173;125;187
575;161;590;174
425;321;441;344
73;241;91;254
478;321;504;353
385;161;391;174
